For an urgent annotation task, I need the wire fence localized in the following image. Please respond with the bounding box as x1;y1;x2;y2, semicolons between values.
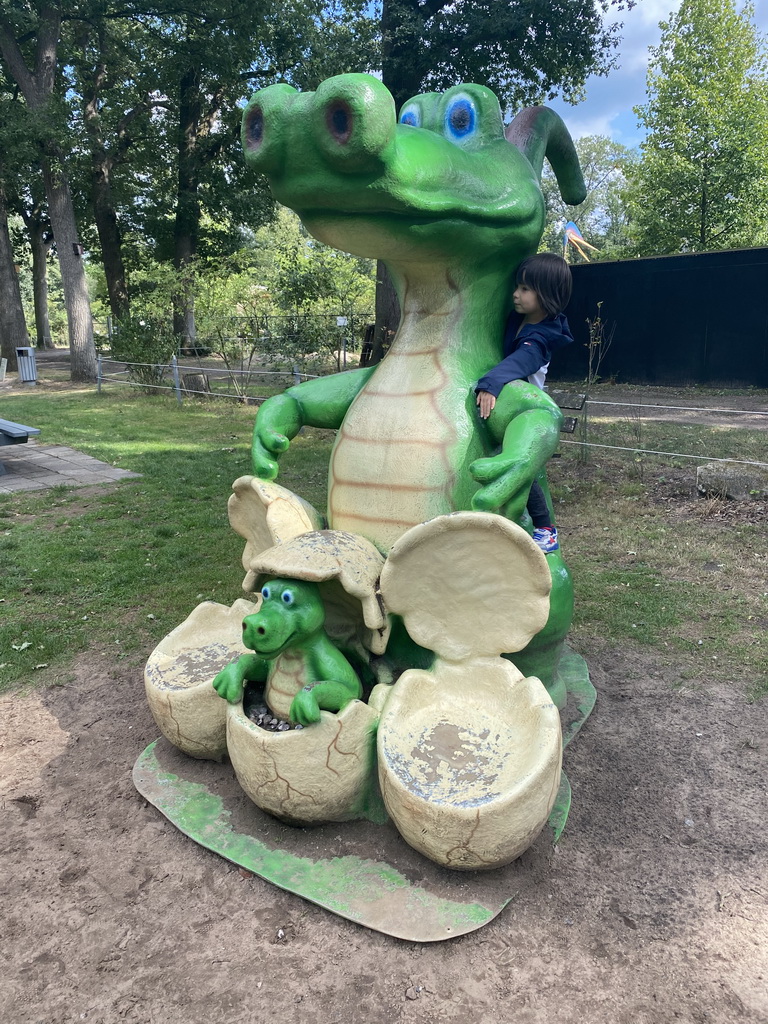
96;357;768;472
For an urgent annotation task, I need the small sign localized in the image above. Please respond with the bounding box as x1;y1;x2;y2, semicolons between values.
336;316;348;327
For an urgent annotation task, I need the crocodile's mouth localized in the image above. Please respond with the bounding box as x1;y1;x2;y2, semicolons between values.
250;630;298;659
299;208;523;230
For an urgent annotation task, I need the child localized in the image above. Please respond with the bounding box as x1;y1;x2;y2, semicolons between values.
475;252;573;554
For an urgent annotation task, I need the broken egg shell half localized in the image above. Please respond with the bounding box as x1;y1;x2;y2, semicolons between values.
377;659;562;869
144;599;258;760
226;697;380;824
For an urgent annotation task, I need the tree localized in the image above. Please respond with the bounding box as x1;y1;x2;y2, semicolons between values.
0;3;97;381
0;181;31;370
627;0;768;255
380;0;627;114
540;135;636;260
142;0;376;346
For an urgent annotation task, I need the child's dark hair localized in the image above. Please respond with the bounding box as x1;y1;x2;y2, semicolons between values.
516;253;572;317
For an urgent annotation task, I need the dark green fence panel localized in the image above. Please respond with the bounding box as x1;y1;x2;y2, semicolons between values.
552;247;768;387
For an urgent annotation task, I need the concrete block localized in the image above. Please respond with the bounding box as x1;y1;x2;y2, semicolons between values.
697;462;768;500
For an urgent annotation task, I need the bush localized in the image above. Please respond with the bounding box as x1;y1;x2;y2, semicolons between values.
110;319;177;391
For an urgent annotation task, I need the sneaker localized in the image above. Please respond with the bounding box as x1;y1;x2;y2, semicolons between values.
532;526;559;553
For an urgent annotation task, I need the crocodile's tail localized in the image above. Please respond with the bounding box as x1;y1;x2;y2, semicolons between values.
505;106;586;206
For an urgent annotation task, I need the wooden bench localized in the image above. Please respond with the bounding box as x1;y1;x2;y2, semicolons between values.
548;389;586;454
0;418;41;476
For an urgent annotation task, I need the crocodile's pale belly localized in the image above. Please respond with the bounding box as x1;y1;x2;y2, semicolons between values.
329;349;479;551
265;650;305;719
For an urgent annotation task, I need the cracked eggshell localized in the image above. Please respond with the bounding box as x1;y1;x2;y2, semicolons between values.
247;529;390;654
228;476;324;589
226;699;380;823
380;511;551;661
145;599;257;760
377;659;562;869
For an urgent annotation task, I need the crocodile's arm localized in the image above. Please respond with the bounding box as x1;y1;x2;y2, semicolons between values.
212;653;269;704
252;366;376;478
288;635;363;726
469;382;563;522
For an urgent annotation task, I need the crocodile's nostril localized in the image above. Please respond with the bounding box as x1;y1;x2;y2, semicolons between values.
327;102;352;144
245;107;264;148
257;626;266;636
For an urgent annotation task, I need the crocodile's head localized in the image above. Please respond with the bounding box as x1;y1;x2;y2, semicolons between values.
242;578;325;659
242;74;584;270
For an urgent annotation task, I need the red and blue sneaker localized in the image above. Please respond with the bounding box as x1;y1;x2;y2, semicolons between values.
532;526;559;553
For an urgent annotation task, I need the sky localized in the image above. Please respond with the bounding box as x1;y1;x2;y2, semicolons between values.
546;0;768;148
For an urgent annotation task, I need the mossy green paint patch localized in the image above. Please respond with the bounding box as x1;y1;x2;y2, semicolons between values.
134;740;503;941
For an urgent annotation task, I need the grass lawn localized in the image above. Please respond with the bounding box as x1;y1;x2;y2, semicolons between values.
0;390;332;689
1;387;765;699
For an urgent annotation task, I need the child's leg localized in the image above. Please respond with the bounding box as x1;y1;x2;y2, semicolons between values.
527;481;559;553
527;481;551;528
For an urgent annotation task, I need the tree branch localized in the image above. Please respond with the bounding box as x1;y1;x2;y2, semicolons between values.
0;17;37;104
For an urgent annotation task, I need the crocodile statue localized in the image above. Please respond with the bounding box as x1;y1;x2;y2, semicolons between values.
212;576;363;726
241;74;586;697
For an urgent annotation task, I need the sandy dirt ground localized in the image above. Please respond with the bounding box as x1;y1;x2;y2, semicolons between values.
2;642;767;1024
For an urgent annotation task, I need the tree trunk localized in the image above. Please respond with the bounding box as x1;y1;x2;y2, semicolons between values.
82;41;130;323
42;157;97;381
173;63;202;347
91;154;130;320
0;7;97;380
370;261;400;364
0;186;31;371
23;211;54;348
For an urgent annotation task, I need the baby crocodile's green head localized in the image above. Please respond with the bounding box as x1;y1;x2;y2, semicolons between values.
243;578;325;659
242;75;564;268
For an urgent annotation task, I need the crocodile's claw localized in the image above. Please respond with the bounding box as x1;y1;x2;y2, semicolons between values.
469;455;532;519
251;433;286;479
212;663;246;704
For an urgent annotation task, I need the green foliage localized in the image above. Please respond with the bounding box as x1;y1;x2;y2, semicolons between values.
626;0;768;255
110;318;177;389
380;0;628;112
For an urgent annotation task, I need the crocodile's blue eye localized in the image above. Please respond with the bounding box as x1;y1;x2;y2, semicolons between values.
281;589;295;606
399;104;421;128
445;96;476;140
261;585;271;600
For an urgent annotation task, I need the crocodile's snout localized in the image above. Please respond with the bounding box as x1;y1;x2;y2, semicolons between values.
242;74;396;178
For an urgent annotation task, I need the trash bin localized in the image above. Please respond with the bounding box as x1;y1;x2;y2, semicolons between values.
16;346;37;383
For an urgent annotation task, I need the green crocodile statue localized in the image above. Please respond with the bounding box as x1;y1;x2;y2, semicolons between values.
212;577;362;726
241;74;586;697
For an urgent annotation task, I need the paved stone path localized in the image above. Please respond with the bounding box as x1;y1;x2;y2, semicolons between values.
0;441;140;493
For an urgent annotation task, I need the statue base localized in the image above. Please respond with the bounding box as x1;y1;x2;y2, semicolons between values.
133;648;595;941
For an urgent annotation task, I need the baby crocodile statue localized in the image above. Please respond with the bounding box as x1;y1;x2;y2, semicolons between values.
212;577;362;726
241;74;586;694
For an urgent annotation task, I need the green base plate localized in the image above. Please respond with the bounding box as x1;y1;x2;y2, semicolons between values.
134;647;595;942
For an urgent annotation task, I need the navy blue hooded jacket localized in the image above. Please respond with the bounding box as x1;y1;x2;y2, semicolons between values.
476;311;573;397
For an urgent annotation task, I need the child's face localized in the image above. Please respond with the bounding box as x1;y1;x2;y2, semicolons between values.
512;281;546;322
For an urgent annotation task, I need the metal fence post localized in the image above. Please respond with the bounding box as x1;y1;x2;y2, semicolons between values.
97;354;102;393
292;363;301;386
171;354;183;405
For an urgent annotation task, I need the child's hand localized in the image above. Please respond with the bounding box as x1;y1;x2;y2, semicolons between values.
476;390;496;419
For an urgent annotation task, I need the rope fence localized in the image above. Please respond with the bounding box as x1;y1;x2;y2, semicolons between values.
564;396;768;468
96;355;319;403
96;356;767;471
